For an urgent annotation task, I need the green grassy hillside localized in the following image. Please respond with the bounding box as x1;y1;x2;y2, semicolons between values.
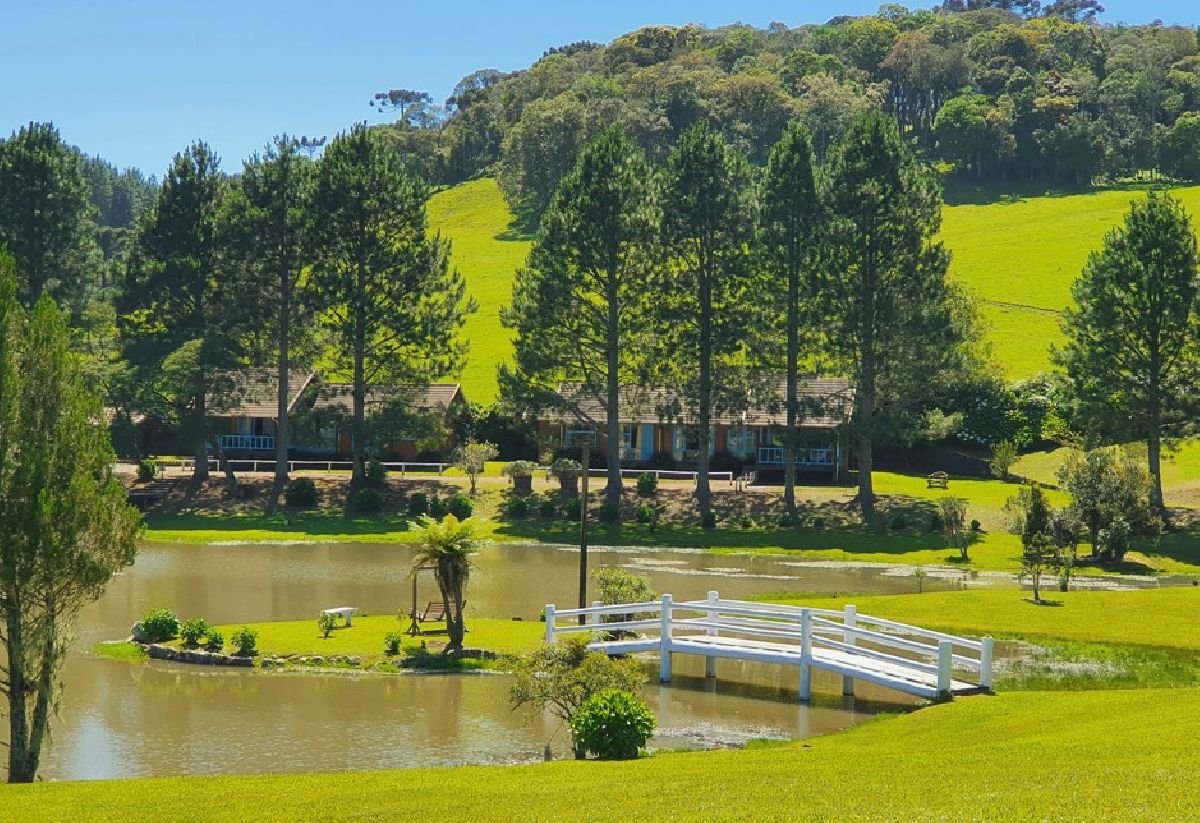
428;178;530;403
940;184;1200;378
430;179;1200;398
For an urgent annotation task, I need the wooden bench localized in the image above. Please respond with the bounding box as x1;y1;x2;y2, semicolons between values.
420;600;465;622
322;606;358;627
926;471;949;489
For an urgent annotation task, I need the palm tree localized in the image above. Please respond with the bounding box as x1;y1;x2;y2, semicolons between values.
410;514;479;652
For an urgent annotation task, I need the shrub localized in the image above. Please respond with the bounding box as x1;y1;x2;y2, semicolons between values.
570;689;656;760
429;496;449;518
635;503;656;525
364;458;387;488
284;477;318;508
407;492;429;517
448;494;474;520
735;513;755;529
700;511;717;530
990;440;1019;480
317;611;337;638
203;628;224;652
454;439;499;495
506;496;531;518
539;498;557;518
551;458;582;492
970;519;982;532
598;502;620;523
179;617;210;648
591;567;657;616
230;626;257;656
777;513;795;528
562;496;582;520
636;472;658;497
137;458;157;482
350;487;384;514
384;632;403;656
890;513;908;530
502;460;538;478
137;608;179;643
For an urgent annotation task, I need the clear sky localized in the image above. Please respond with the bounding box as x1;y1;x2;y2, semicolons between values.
2;1;1196;175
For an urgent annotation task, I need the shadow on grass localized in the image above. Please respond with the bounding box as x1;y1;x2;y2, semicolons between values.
143;511;415;538
1024;598;1065;607
940;175;1163;207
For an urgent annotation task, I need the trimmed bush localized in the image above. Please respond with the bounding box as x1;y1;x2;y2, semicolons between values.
429;496;449;518
179;617;210;648
635;503;656;524
539;498;557;518
137;608;179;643
506;496;531;518
570;689;656;760
635;472;658;497
448;494;474;520
384;632;403;656
137;458;157;482
407;492;429;517
350;487;384;514
502;460;538;478
598;502;620;523
203;628;224;652
230;626;257;656
563;497;582;520
284;477;318;508
552;458;582;494
365;458;387;488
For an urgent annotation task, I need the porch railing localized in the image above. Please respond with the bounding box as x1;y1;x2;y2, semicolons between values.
214;434;274;451
757;446;834;466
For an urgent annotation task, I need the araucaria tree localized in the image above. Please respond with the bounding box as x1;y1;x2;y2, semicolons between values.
1057;192;1200;513
228;135;315;511
0;122;99;311
658;123;756;520
822;113;962;522
503;126;658;507
311;124;472;491
0;254;141;783
759;123;823;513
120;142;237;480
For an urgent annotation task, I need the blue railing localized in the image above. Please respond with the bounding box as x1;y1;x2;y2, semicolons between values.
757;447;834;466
214;434;274;451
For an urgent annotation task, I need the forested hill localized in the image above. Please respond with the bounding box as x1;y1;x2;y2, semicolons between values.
378;4;1200;222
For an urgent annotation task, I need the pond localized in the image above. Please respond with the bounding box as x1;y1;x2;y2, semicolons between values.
44;541;980;781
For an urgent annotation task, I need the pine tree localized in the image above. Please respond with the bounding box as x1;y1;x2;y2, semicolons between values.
759;123;824;513
0;253;140;782
502;126;658;506
658;124;756;520
310;124;473;491
822;113;961;523
1057;192;1200;513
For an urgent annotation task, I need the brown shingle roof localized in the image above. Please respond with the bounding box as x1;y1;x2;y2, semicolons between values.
209;369;317;419
548;377;854;429
313;383;464;415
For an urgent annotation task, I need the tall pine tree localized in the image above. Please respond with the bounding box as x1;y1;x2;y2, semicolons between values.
1057;192;1200;513
759;123;824;513
823;114;962;522
502;126;658;506
311;124;472;491
659;123;756;519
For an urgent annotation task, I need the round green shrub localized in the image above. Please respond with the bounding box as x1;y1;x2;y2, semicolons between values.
284;477;318;508
407;492;429;517
502;460;538;478
598;502;620;522
230;626;257;656
563;496;582;520
570;689;656;760
137;458;157;482
365;459;387;488
735;513;755;529
351;487;385;514
137;608;179;642
204;628;224;652
429;496;449;518
700;511;717;530
539;498;557;518
448;494;473;520
635;503;656;524
506;496;531;518
179;617;210;648
317;611;337;638
890;513;908;530
636;472;658;497
384;631;403;656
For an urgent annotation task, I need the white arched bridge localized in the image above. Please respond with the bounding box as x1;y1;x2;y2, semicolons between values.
545;593;994;702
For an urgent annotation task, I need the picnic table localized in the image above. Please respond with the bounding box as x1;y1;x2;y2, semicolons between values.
927;471;949;489
322;606;358;627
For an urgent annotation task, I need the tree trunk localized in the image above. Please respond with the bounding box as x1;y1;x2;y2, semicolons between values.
5;592;34;783
192;385;209;481
350;276;367;494
1147;377;1165;515
857;247;878;525
605;269;622;507
266;272;292;515
696;260;712;519
783;256;798;513
443;581;463;652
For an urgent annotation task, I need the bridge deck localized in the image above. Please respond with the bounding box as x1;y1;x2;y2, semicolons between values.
589;633;982;700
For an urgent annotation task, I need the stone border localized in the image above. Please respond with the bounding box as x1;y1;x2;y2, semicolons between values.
143;643;253;667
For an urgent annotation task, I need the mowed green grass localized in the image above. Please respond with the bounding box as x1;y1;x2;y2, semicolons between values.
4;687;1197;820
427;178;531;403
1015;440;1200;509
940;184;1200;378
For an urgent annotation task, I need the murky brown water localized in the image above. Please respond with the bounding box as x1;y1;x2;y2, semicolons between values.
40;542;959;781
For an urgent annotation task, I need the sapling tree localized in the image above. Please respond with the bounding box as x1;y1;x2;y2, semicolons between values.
939;496;970;561
1007;483;1058;603
453;439;498;496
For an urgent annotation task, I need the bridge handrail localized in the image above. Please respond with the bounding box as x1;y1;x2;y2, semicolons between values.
551;601;662;619
551;618;662;635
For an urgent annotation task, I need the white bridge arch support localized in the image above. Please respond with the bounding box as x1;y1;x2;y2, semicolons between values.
544;593;995;702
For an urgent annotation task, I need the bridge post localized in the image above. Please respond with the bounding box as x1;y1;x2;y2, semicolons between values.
589;600;602;637
544;604;556;645
659;594;673;683
937;640;953;699
980;636;994;690
704;590;719;678
798;609;812;703
842;604;857;696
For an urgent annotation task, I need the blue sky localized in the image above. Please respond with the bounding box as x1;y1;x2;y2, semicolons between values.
1;1;1196;174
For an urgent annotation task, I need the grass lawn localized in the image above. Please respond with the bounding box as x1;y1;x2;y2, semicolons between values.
761;587;1200;651
4;687;1197;820
427;178;530;403
940;182;1200;378
1015;439;1200;509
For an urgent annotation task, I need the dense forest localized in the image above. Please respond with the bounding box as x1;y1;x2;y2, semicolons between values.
372;3;1200;220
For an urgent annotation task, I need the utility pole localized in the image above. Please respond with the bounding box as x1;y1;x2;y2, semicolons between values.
578;436;590;625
